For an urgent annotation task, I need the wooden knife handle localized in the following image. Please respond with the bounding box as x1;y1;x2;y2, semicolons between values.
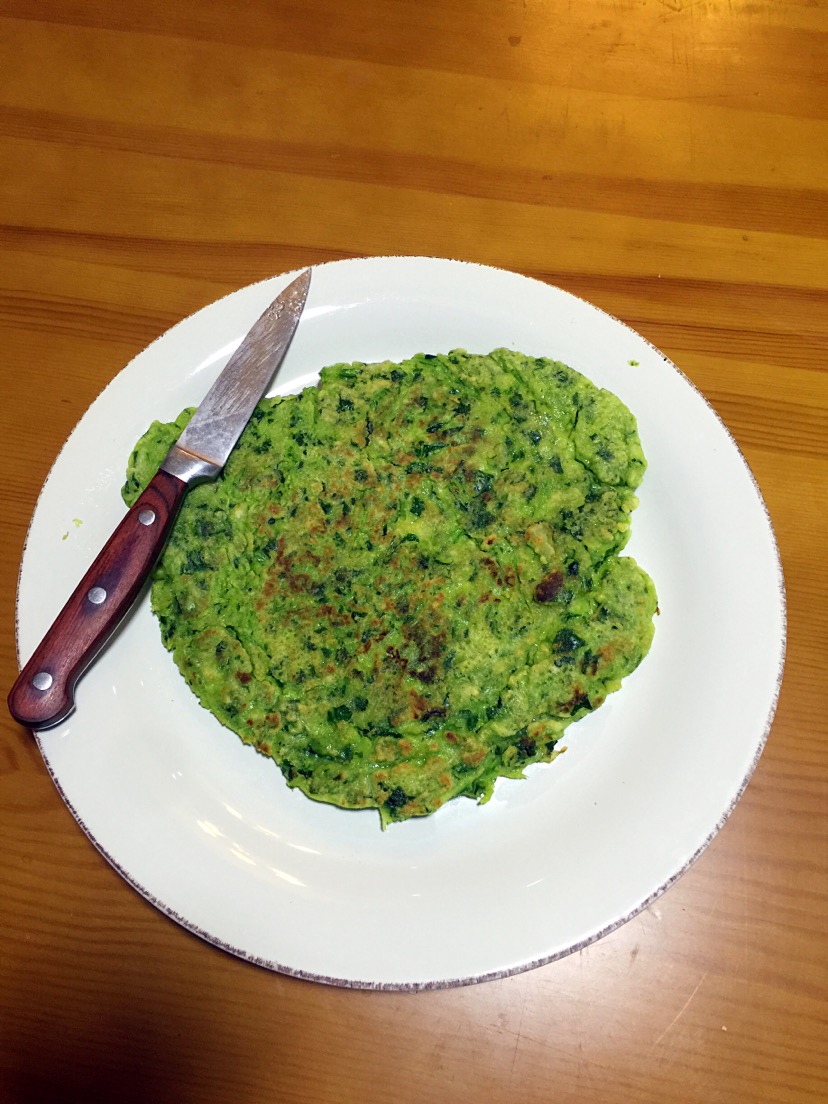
8;469;187;731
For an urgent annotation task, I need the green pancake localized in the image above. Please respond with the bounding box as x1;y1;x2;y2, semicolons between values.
123;349;657;826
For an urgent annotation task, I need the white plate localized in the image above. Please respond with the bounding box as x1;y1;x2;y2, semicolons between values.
16;257;785;989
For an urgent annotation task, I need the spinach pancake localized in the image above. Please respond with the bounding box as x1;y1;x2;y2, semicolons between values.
123;349;657;825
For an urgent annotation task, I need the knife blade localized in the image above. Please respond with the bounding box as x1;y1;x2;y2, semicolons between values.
8;269;311;731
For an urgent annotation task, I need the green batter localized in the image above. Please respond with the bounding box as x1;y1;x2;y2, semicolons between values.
123;349;657;825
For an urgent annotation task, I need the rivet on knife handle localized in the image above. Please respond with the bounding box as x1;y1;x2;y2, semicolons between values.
8;470;187;730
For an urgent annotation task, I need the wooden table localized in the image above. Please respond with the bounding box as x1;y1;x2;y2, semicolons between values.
1;2;825;1101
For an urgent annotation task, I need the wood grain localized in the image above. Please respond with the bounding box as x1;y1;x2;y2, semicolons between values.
1;2;826;1102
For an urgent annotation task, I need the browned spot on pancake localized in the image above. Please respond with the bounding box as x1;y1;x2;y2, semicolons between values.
263;536;314;599
534;570;565;602
582;652;600;676
481;556;516;588
557;687;592;715
317;603;352;627
420;706;448;722
463;747;486;767
408;690;431;720
517;733;536;757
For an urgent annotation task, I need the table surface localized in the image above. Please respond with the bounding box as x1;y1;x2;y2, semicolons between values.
1;2;826;1101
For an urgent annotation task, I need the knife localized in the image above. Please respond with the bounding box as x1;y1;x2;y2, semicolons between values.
8;269;311;731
